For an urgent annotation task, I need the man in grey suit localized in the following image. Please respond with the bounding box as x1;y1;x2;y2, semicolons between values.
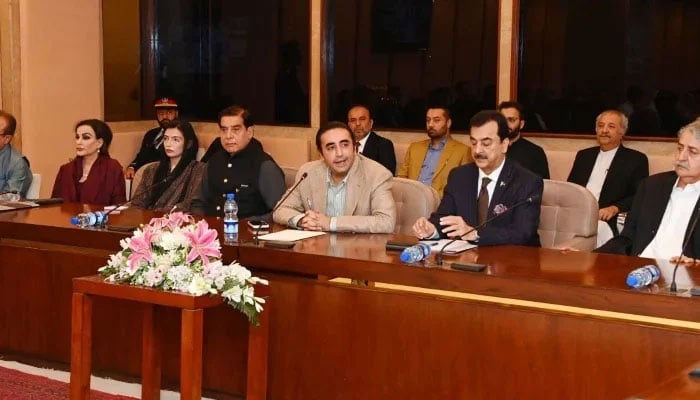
273;121;396;233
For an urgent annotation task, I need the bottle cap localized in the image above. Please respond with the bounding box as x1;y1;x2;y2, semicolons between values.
626;274;640;288
227;193;235;200
399;251;413;263
70;216;79;225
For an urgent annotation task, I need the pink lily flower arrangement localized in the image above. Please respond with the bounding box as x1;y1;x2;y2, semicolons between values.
99;212;267;325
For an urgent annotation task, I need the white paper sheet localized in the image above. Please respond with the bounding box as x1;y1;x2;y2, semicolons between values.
257;229;326;242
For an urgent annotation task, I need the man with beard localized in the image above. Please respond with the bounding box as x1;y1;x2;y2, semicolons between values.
125;97;179;179
498;101;549;179
397;106;471;196
412;110;542;246
273;121;395;233
568;110;648;235
596;120;700;262
347;104;396;174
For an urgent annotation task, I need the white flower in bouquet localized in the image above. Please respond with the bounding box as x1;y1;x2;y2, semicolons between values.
99;212;267;325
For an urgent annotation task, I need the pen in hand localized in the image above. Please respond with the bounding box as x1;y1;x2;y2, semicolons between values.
306;197;314;211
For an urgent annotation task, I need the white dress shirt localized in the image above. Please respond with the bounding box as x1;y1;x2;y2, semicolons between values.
585;146;618;201
357;133;370;154
640;179;700;260
477;158;506;206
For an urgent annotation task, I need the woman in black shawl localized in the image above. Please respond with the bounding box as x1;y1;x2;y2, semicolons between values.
130;120;204;212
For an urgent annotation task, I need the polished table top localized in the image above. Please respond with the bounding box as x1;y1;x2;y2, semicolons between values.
3;203;700;322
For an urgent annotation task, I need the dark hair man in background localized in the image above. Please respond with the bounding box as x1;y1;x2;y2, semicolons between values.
498;101;550;179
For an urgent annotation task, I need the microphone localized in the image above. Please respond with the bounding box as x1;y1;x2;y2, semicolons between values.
669;204;700;292
99;175;172;229
435;194;541;266
253;172;308;245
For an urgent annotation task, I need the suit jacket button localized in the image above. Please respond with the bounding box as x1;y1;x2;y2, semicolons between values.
228;163;232;168
224;178;228;183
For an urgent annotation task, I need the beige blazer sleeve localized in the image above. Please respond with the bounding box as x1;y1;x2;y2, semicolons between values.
272;157;396;233
272;165;313;226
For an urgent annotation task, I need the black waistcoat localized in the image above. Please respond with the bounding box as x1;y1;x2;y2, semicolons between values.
204;140;272;218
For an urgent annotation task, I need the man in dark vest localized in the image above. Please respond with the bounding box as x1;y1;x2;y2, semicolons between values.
191;105;286;219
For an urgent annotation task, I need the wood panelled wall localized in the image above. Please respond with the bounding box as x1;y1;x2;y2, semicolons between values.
519;0;700;99
331;0;498;106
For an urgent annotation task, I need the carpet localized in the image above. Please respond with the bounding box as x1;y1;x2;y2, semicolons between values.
0;364;136;400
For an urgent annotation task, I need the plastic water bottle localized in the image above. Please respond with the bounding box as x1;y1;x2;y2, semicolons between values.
626;265;660;288
70;211;108;228
400;243;432;263
223;193;238;243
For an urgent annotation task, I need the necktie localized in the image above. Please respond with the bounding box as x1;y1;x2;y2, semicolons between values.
478;177;491;225
153;129;164;149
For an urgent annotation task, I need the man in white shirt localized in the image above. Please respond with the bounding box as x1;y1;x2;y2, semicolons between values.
567;110;648;234
597;120;700;262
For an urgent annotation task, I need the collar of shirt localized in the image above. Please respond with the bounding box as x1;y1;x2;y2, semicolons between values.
0;144;10;157
325;165;350;188
597;145;620;157
477;157;506;200
0;144;11;174
357;132;371;153
673;177;700;194
429;136;449;152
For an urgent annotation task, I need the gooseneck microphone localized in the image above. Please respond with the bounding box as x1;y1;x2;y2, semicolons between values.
669;204;700;292
435;194;541;266
100;175;172;229
253;172;308;245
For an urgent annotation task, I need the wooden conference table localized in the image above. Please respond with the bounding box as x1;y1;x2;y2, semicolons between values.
1;203;700;399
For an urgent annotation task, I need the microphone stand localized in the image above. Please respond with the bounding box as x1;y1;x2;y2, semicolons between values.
99;176;171;229
253;220;264;245
435;195;539;266
253;172;308;246
669;204;700;292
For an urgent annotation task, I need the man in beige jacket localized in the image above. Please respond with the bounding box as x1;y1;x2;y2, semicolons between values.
273;121;396;233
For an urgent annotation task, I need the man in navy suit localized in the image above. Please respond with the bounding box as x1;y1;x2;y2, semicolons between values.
413;110;543;246
597;120;700;263
567;110;649;235
347;105;396;174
